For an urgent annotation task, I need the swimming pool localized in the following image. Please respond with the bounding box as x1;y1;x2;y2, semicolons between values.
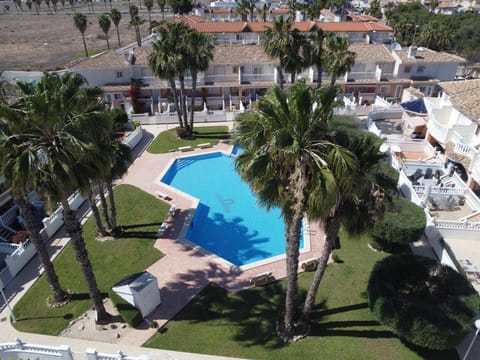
161;152;304;266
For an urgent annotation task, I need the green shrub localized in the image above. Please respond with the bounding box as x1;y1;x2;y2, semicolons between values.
372;196;426;250
368;253;480;350
109;292;144;328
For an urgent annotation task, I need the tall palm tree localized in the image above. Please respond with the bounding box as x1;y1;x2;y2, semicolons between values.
3;73;109;322
308;29;327;88
0;111;69;306
129;5;145;47
263;16;297;89
148;22;189;129
186;30;214;135
74;12;89;57
98;13;111;50
110;8;122;48
32;0;41;14
144;0;154;26
235;81;356;341
156;0;166;20
324;35;356;86
298;117;392;327
236;0;249;22
283;30;308;84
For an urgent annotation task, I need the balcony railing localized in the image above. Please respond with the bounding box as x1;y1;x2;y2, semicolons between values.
347;71;377;81
241;73;275;83
0;189;12;208
433;219;480;231
427;117;449;143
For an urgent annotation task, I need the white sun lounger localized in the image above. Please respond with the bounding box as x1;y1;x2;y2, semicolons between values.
157;223;168;236
178;146;193;152
197;142;212;149
155;190;169;200
248;272;272;286
168;205;177;217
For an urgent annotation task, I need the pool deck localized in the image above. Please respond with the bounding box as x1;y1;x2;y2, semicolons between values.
117;124;327;346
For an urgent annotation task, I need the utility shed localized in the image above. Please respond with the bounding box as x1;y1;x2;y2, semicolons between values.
112;271;161;318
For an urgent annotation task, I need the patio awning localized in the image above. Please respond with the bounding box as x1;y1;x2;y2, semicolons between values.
400;98;427;114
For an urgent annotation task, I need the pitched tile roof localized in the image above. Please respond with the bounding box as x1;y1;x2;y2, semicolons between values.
213;44;274;64
349;43;394;63
155;16;392;34
440;79;480;121
394;47;465;64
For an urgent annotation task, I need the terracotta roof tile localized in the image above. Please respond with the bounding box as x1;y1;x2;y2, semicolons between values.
213;44;274;64
349;43;394;63
440;79;480;121
395;47;465;64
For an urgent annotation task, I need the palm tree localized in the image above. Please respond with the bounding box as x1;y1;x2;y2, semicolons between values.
51;0;58;13
0;112;70;306
261;3;268;22
156;0;166;20
298;117;392;328
144;0;154;26
308;29;327;88
263;15;297;89
68;0;74;12
283;30;308;84
236;0;249;22
110;8;122;48
129;5;145;47
0;73;109;322
25;0;32;12
98;13;111;50
74;12;89;57
32;0;41;15
235;81;356;341
148;22;189;129
186;30;214;135
324;35;356;86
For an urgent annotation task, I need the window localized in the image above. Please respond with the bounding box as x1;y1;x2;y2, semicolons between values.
380;86;391;94
404;65;411;73
417;65;426;73
116;71;123;78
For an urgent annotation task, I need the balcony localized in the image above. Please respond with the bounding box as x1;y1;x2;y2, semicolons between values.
240;73;275;84
346;71;378;81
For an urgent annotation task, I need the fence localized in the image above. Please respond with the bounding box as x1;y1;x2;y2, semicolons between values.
0;338;150;360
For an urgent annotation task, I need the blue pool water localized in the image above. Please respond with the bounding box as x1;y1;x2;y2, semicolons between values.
161;152;304;266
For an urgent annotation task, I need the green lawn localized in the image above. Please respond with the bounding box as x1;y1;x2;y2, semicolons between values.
147;126;230;154
12;184;166;335
144;231;458;360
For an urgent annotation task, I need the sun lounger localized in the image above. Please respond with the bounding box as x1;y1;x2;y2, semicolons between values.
168;205;177;217
155;190;169;200
178;146;193;152
197;142;212;149
248;271;272;287
157;223;168;236
301;258;319;271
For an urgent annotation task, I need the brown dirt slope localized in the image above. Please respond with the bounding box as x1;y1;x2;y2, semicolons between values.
0;3;155;71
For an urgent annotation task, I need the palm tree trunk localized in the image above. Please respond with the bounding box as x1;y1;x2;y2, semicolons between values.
81;33;89;57
106;36;110;50
148;11;151;26
290;72;296;85
14;196;69;304
135;26;142;47
86;187;107;237
282;162;307;341
189;72;198;135
298;214;341;325
168;79;184;128
115;26;121;47
316;65;322;89
61;197;109;323
106;181;117;231
98;182;112;230
278;65;284;89
330;75;336;87
283;214;302;339
179;76;188;132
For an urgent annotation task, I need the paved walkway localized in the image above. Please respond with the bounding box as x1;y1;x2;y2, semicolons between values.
0;123;327;359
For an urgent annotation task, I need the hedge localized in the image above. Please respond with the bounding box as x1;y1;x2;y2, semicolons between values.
368;253;480;350
372;196;426;250
109;292;144;328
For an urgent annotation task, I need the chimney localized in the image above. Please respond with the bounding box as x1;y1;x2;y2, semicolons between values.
408;46;417;59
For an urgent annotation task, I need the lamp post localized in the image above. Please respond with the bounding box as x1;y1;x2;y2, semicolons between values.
0;287;16;323
463;319;480;360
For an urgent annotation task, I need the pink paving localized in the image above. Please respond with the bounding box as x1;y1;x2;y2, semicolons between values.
118;134;326;346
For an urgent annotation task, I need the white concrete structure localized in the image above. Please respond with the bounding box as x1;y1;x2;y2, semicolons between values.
112;272;161;318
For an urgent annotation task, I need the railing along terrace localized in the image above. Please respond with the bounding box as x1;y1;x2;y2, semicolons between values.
347;72;377;80
413;185;464;196
454;142;475;159
433;219;480;231
241;73;275;82
0;189;12;207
